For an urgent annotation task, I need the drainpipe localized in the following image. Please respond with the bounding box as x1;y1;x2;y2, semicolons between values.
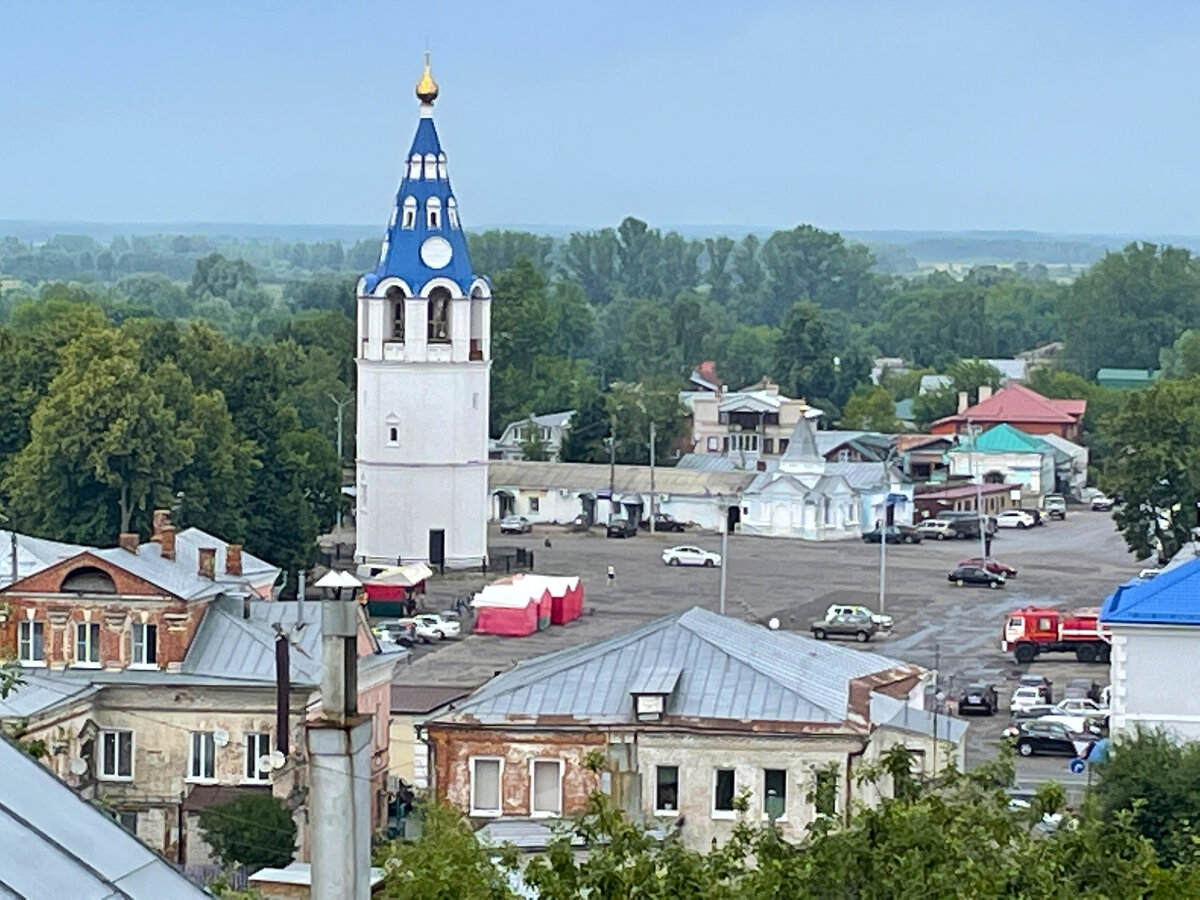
845;742;866;827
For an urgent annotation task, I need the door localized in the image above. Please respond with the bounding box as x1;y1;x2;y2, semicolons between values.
429;529;445;568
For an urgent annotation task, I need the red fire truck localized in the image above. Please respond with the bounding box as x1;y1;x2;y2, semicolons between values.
1001;606;1111;664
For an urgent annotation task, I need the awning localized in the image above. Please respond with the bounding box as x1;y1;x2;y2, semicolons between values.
365;563;433;588
492;489;515;498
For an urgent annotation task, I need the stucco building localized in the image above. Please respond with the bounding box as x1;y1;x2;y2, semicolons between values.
931;384;1086;441
681;379;810;463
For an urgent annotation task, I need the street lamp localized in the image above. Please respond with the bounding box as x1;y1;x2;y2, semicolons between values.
329;393;353;530
967;417;987;560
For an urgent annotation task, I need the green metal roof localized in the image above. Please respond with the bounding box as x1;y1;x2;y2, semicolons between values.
953;423;1050;455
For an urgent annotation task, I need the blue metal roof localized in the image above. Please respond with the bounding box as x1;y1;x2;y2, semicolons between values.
361;109;479;294
1100;557;1200;625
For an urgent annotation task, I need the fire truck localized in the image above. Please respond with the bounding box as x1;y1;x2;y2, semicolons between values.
1001;606;1111;664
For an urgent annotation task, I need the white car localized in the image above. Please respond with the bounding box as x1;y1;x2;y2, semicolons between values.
995;510;1036;529
1091;494;1115;511
661;545;722;568
412;613;461;641
1010;686;1047;713
916;519;958;540
826;604;893;630
1054;698;1107;715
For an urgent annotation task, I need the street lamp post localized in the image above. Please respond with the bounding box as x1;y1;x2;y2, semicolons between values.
967;418;987;560
329;393;353;530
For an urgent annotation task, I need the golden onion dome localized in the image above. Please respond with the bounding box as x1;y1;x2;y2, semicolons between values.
416;52;439;104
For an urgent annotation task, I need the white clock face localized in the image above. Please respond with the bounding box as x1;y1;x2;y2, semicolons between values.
420;236;453;269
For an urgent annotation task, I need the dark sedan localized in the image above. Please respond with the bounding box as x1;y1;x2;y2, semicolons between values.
1009;721;1094;758
639;513;686;533
862;525;922;544
947;564;1005;588
958;557;1018;578
958;683;999;716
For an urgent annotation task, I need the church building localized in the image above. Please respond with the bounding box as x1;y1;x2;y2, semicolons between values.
355;56;491;568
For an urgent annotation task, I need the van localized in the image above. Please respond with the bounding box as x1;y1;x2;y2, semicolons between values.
935;510;983;539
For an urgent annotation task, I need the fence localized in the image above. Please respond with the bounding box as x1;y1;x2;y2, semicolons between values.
484;547;535;575
176;863;249;892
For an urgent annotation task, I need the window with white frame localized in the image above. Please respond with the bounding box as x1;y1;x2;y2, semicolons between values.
408;154;422;180
423;153;437;180
99;729;133;780
529;497;540;513
437;152;448;180
713;768;736;815
447;196;459;228
387;425;399;446
245;732;271;782
131;622;157;667
470;757;502;816
427;196;442;229
706;436;719;451
763;768;787;821
402;196;417;228
655;765;679;813
531;759;562;817
75;621;100;665
18;620;44;665
189;731;216;781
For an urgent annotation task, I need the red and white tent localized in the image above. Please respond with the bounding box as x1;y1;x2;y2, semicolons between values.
510;574;584;625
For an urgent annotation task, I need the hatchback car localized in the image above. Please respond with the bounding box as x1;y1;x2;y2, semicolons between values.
947;565;1005;588
1009;721;1094;757
1010;685;1048;713
606;519;637;538
640;513;686;533
499;515;532;534
825;604;893;630
811;613;878;643
996;510;1036;529
413;613;461;640
661;545;721;567
958;683;999;716
916;519;959;540
958;557;1018;578
1018;674;1053;704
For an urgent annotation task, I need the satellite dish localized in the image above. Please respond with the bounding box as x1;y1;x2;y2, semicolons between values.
268;749;286;770
768;617;781;631
212;728;230;747
69;757;88;776
257;755;275;775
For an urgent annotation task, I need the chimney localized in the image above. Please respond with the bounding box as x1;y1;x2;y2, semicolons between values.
957;391;969;413
198;547;216;579
226;544;243;577
118;533;139;554
978;385;993;403
159;526;176;561
152;509;171;540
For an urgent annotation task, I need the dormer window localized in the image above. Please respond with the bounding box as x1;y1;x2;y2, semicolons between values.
409;154;422;180
402;196;417;229
448;197;459;229
437;152;448;180
629;665;682;722
423;153;437;180
427;197;442;229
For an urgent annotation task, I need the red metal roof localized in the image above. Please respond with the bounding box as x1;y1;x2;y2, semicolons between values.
933;384;1085;428
916;482;1018;500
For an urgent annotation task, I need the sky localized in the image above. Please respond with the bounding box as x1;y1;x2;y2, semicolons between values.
3;1;1200;234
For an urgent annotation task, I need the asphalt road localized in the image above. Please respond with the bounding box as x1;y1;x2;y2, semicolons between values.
397;509;1135;789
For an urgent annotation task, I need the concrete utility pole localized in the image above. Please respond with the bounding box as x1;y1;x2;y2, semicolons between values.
968;418;987;560
329;393;352;529
607;414;617;523
649;422;656;534
307;594;372;900
878;509;887;616
719;496;730;616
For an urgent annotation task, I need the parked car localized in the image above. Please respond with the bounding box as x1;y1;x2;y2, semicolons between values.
862;524;922;544
1018;674;1053;704
947;564;1006;588
811;612;878;643
639;512;686;533
373;619;417;647
499;515;532;534
825;604;893;630
916;519;959;540
413;613;461;640
1010;685;1049;713
1020;508;1046;526
934;511;986;539
1054;697;1106;715
661;545;721;568
958;557;1018;578
1008;720;1095;757
1091;493;1115;511
1043;494;1067;520
958;683;999;716
606;519;637;538
996;509;1036;529
1063;678;1104;704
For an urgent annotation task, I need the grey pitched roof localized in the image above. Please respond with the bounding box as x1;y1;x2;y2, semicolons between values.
0;671;99;718
781;414;822;463
437;607;919;729
0;531;88;587
0;733;205;898
825;461;909;490
488;460;755;496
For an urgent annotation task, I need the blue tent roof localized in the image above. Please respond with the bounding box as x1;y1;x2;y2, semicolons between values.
361;109;478;294
1100;557;1200;625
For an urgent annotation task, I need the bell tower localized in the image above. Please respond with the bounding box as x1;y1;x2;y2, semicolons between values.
355;55;491;569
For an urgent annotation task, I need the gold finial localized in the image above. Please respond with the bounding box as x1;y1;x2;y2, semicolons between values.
416;51;439;105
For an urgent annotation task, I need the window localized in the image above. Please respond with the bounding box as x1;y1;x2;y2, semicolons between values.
402;196;417;229
131;622;157;667
75;622;100;665
655;765;679;813
99;729;133;780
470;757;502;816
823;499;832;525
386;285;406;338
189;732;216;782
722;437;729;452
472;392;480;410
18;620;44;665
388;426;399;446
763;437;775;455
437;152;448;180
529;497;540;513
115;810;138;834
531;759;562;817
706;436;719;451
447;196;459;228
245;732;271;782
408;154;422;180
713;768;735;815
427;196;442;229
779;438;790;453
837;449;851;462
764;769;787;821
423;153;437;180
427;288;451;342
813;768;837;817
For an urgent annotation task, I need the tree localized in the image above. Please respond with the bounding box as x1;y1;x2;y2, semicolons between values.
773;300;834;407
517;416;550;461
198;792;297;870
189;252;261;301
604;380;686;465
912;384;959;430
758;225;882;325
1160;329;1200;379
840;385;900;431
945;359;1004;403
1103;378;1200;561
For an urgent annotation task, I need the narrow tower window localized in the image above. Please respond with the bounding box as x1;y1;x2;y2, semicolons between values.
409;154;422;180
385;286;406;340
437;152;448;180
402;197;417;229
427;286;451;342
447;197;459;229
424;153;437;180
427;196;442;229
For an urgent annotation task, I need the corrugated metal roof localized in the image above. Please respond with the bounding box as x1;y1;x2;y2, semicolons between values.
488;461;755;496
629;665;683;695
391;684;473;714
1101;557;1200;625
825;462;908;490
781;414;822;463
0;672;98;718
438;608;919;728
0;733;205;898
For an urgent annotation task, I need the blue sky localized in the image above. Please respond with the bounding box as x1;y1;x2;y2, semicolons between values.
2;1;1199;233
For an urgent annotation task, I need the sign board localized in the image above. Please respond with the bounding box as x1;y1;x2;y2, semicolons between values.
1069;757;1086;775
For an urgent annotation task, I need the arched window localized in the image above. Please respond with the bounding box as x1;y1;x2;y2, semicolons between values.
427;196;442;229
402;196;417;229
437;152;448;180
423;153;437;180
427;286;451;342
447;197;459;229
408;154;422;180
385;285;406;340
60;566;117;594
377;238;389;264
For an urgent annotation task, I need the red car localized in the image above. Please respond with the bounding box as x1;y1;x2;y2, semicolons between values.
959;557;1018;578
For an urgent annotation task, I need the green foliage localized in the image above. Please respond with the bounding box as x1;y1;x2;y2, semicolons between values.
197;792;296;870
773;300;835;408
840;385;900;432
604;380;687;465
1159;329;1200;379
